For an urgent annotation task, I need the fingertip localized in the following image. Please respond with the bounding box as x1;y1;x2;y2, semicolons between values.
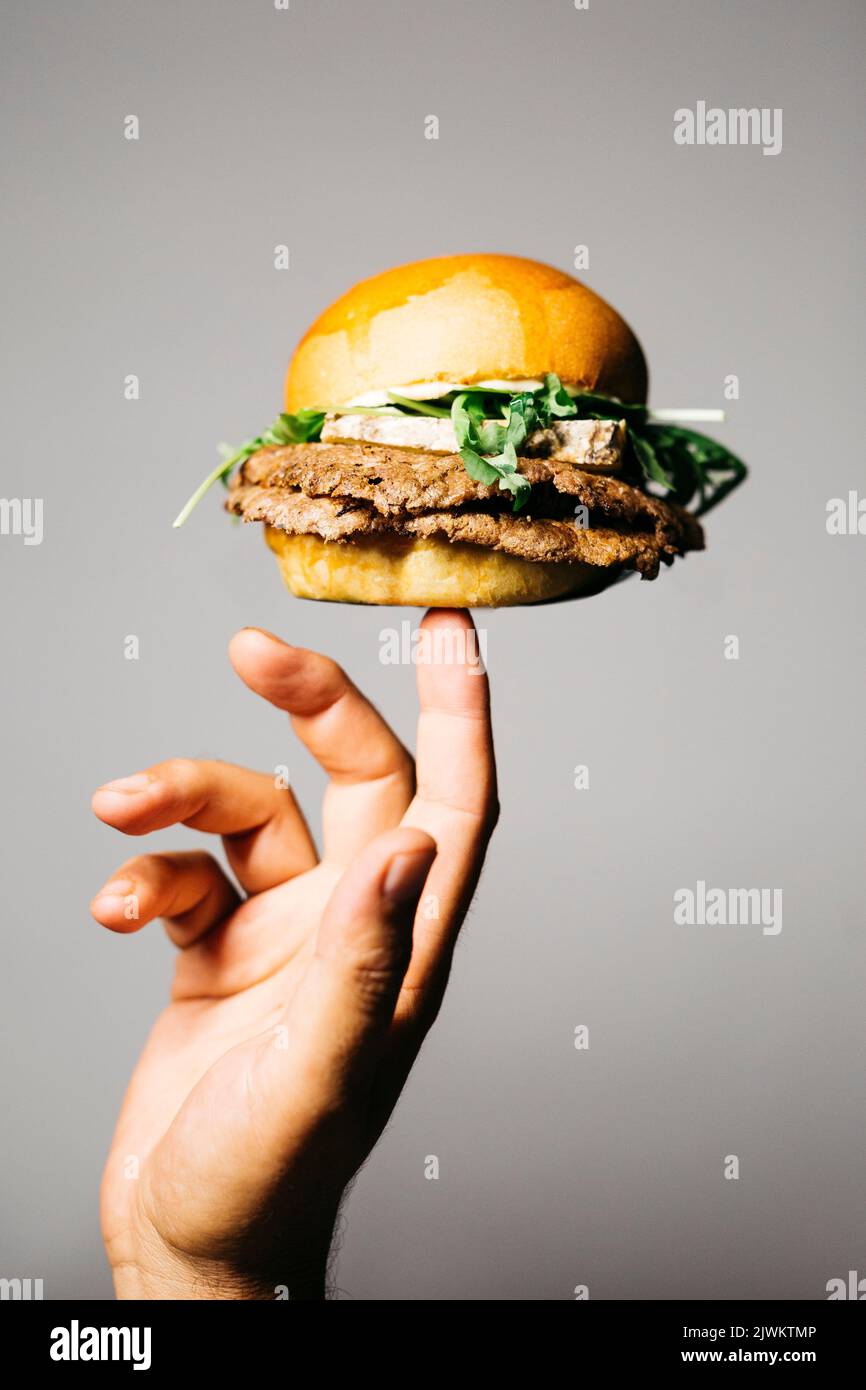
316;827;437;989
91;788;154;832
384;825;438;861
230;625;277;652
229;627;292;661
91;789;126;827
91;771;163;830
89;893;141;934
382;831;438;906
231;631;347;721
419;607;476;634
229;627;300;692
414;609;489;709
358;826;437;901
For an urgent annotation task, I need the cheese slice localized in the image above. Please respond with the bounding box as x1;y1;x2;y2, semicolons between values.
343;379;558;408
320;413;627;472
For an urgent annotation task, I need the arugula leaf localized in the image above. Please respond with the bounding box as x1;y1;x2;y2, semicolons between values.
459;445;531;508
537;373;578;419
535;375;746;517
386;391;451;418
452;392;506;455
628;428;674;491
504;393;538;451
451;392;532;511
173;410;325;527
642;422;747;515
459;445;504;488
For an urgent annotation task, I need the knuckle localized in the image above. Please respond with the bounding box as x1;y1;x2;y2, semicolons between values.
185;848;219;874
158;756;199;786
125;853;179;897
401;982;443;1038
347;945;407;1009
118;852;164;881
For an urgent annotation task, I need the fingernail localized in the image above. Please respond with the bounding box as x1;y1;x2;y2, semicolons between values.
95;879;135;899
97;774;154;795
383;850;433;907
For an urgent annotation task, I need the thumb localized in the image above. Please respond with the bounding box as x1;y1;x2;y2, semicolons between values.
263;827;436;1110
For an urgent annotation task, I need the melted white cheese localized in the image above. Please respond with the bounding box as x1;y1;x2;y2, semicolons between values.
343;379;559;408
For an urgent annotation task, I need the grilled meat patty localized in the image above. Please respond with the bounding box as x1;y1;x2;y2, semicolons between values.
227;441;704;580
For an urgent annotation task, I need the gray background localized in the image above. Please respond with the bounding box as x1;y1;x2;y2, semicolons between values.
1;0;863;1300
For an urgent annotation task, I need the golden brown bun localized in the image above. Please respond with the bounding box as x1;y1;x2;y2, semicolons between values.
284;254;647;411
265;527;614;607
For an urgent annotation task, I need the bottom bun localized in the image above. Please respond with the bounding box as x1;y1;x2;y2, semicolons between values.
265;526;613;607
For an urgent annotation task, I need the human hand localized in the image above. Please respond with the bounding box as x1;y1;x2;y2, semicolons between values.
90;610;497;1300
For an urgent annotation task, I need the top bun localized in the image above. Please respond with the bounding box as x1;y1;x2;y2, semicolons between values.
284;254;647;411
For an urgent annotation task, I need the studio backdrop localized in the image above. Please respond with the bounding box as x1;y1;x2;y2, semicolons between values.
1;0;863;1300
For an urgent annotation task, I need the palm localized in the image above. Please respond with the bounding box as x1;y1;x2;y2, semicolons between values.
102;869;332;1254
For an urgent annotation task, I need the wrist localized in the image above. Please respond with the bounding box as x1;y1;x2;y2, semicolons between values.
112;1247;328;1301
105;1177;336;1301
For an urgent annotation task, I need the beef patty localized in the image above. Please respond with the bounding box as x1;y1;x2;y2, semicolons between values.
227;441;704;580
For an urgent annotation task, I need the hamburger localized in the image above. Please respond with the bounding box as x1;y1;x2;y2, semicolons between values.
174;254;746;607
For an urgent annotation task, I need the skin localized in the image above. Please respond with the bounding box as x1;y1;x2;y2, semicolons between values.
90;609;497;1300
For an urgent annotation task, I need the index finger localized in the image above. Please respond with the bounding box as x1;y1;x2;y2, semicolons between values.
228;628;416;865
